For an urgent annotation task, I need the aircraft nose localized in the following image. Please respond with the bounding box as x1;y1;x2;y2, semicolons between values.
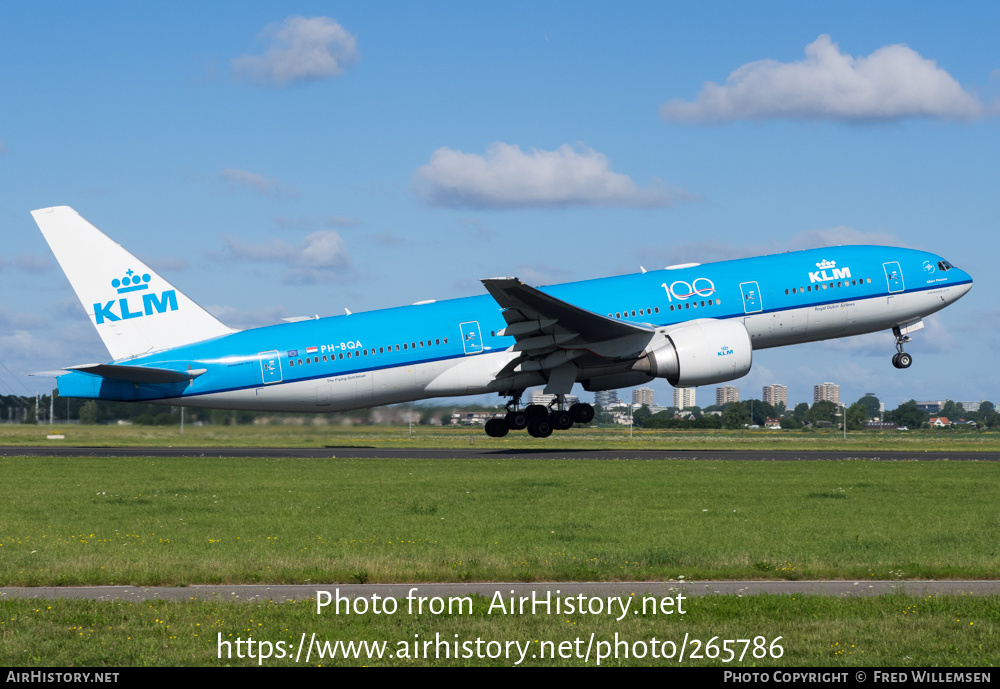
950;275;972;302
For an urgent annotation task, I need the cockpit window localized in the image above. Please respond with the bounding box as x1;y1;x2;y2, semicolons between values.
937;261;953;271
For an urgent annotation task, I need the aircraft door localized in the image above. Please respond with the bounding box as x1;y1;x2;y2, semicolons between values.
259;351;283;384
459;321;483;354
739;282;763;314
883;262;904;293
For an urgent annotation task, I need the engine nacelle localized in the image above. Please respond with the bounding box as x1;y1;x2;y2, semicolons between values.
633;319;752;387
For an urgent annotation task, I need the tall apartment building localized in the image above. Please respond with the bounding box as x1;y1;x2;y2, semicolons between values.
813;382;840;405
673;387;697;409
632;387;654;407
762;384;787;409
594;390;619;409
716;385;740;405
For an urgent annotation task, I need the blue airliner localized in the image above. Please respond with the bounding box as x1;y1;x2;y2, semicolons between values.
31;206;972;438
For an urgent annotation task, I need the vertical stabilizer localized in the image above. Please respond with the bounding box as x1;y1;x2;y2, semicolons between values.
31;206;236;361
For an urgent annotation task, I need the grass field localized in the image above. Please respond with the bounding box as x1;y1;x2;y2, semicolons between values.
2;594;997;666
2;422;1000;451
2;455;998;585
3;427;998;666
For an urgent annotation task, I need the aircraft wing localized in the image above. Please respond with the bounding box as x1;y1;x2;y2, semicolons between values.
482;277;652;344
481;278;653;392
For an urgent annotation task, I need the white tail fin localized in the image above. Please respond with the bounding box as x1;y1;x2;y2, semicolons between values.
31;206;236;361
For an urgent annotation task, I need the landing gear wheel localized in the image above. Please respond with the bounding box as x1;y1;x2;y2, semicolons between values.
569;403;595;424
505;410;528;430
524;404;548;421
527;418;553;438
891;325;913;370
549;409;573;430
485;418;509;437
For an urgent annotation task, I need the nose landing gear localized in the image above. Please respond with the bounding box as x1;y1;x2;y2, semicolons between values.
891;325;913;369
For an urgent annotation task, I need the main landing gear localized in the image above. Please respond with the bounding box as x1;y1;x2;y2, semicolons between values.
891;325;913;369
484;396;595;438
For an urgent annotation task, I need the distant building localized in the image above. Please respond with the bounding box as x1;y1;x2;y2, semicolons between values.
633;387;654;407
813;383;840;405
916;400;945;414
762;384;787;409
450;411;492;425
530;391;578;407
716;385;739;405
594;390;619;409
960;401;983;413
866;421;900;430
673;387;696;409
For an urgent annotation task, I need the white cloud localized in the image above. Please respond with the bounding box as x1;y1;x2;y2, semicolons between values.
662;35;988;123
413;142;690;209
232;16;359;86
220;168;299;199
222;231;352;284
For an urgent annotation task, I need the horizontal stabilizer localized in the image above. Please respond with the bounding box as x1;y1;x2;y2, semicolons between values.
67;363;207;384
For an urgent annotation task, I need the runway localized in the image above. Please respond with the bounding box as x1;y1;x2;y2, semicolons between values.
2;446;999;461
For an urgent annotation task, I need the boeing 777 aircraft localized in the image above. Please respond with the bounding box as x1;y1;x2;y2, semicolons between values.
31;206;972;438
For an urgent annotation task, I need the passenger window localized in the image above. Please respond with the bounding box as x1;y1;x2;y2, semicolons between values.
289;360;294;367
654;307;659;313
435;339;440;345
403;343;408;350
298;359;303;365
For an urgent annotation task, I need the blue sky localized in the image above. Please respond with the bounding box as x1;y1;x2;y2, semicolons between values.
2;2;998;410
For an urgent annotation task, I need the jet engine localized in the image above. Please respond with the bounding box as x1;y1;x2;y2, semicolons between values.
632;319;752;387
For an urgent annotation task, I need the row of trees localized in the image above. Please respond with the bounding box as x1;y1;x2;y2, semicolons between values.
609;396;1000;431
4;390;999;430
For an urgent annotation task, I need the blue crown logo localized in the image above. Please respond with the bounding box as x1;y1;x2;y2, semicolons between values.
815;259;836;270
111;269;151;294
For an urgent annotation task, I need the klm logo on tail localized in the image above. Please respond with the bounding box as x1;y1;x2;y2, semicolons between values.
93;269;178;324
